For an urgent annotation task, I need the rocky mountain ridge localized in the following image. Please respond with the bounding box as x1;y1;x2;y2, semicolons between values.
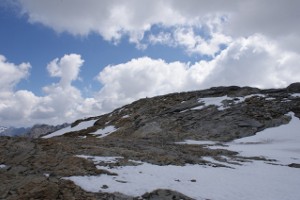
0;127;30;137
1;83;300;200
0;123;69;138
61;82;300;142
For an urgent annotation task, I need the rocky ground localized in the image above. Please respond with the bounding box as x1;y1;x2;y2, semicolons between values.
1;83;300;199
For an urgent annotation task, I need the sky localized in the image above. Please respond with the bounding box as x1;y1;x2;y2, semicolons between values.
0;0;300;127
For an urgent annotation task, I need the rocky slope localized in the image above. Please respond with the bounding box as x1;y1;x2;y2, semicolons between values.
1;83;300;199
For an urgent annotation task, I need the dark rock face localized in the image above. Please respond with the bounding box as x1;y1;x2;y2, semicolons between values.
287;82;300;93
288;163;300;168
1;84;300;199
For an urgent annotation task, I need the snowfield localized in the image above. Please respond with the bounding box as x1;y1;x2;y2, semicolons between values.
65;112;300;200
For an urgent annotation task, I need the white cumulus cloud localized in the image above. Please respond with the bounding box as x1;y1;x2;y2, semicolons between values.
0;54;98;127
96;57;189;111
0;55;31;93
198;34;300;88
47;54;84;88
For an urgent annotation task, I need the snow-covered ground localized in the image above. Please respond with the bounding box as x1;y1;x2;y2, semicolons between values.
66;157;300;200
65;112;300;200
42;119;98;138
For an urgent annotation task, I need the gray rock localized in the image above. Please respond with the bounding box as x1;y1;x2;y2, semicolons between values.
141;189;194;200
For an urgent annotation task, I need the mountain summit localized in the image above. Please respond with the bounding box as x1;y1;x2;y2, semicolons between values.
1;83;300;200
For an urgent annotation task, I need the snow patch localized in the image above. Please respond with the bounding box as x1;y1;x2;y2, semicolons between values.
89;126;117;138
193;95;229;111
265;97;276;101
76;155;122;164
0;164;6;168
175;140;216;145
42;119;97;138
291;93;300;97
192;94;266;111
202;156;234;167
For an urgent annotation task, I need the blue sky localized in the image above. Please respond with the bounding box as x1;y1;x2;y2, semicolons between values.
0;0;300;127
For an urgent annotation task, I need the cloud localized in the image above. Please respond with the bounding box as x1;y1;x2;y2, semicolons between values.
198;34;300;88
147;16;232;56
18;0;179;42
0;55;31;93
96;57;189;111
0;90;38;122
0;53;96;127
31;54;91;124
171;26;231;56
225;0;300;38
47;54;84;88
16;0;300;53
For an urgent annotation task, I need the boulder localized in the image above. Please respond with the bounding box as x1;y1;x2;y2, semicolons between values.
287;82;300;93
